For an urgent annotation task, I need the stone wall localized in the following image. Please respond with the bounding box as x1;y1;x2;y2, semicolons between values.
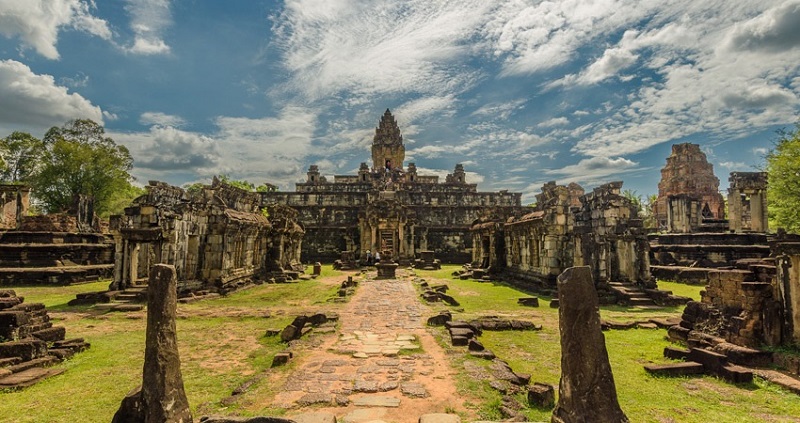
728;172;768;233
675;237;800;349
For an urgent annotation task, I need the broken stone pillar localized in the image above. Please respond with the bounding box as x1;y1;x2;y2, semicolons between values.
112;264;192;423
552;266;628;423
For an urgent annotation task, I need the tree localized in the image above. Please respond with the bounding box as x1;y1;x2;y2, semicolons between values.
766;123;800;233
30;119;136;217
0;131;45;183
622;189;643;217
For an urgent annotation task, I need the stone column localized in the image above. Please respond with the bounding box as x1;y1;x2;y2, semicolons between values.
750;190;767;232
112;264;192;422
552;266;628;423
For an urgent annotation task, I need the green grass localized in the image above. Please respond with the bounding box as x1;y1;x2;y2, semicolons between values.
4;265;800;422
417;265;800;423
0;267;345;422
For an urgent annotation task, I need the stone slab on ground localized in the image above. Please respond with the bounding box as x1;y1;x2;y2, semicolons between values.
753;369;800;395
419;413;461;423
644;361;704;377
0;366;65;389
287;412;337;423
352;395;401;407
341;408;388;423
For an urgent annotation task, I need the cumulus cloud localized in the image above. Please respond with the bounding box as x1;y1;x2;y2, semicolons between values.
0;0;111;59
115;125;219;171
0;60;103;135
471;99;526;121
125;0;172;55
114;106;318;188
726;0;800;52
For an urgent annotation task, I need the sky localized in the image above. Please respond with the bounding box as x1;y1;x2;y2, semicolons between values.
1;0;799;204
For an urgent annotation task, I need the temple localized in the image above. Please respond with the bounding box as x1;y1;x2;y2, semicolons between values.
261;109;524;264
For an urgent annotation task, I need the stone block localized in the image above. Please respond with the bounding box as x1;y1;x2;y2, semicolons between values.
527;382;555;408
719;364;754;384
272;352;292;367
688;348;728;373
450;335;469;346
0;340;47;361
644;362;704;377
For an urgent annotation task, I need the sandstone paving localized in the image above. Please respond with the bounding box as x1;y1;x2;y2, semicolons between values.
277;270;462;423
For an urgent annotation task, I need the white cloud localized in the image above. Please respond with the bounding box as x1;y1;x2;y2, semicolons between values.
543;156;641;186
114;125;219;172
0;60;103;135
719;161;749;170
563;1;800;157
538;117;569;128
394;96;457;125
125;0;172;55
273;0;494;99
115;106;318;189
140;112;186;127
471;99;526;121
0;0;111;59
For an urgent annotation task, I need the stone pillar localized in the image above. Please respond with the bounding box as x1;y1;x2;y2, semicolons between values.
552;266;628;423
112;264;192;423
750;190;767;232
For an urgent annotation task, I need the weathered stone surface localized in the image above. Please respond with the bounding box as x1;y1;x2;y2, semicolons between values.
272;352;292;367
527;382;555;409
426;311;451;326
418;414;461;423
352;395;401;407
400;382;429;398
112;264;192;423
552;266;628;423
643;362;704;377
200;417;296;423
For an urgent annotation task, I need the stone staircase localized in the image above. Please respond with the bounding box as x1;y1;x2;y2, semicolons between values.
0;290;89;389
0;231;114;286
608;281;690;307
68;285;147;312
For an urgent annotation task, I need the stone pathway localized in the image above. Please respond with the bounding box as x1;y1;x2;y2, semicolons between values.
275;270;462;423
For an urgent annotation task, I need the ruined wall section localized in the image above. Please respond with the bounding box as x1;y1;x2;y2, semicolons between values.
573;182;652;286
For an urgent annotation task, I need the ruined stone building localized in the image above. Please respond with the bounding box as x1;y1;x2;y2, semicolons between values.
654;143;726;231
473;181;653;295
0;185;115;286
0;184;30;230
261;109;524;264
110;178;303;294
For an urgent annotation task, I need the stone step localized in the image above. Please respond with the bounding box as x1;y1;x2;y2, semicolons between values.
627;297;656;306
644;361;705;377
0;366;65;389
6;355;59;374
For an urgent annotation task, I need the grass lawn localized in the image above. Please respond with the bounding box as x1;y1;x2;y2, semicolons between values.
3;264;800;422
415;265;800;423
0;267;346;422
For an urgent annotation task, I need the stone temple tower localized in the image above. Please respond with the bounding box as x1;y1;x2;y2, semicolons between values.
372;109;405;171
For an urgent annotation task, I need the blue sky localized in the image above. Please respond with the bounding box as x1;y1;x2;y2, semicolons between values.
1;1;799;203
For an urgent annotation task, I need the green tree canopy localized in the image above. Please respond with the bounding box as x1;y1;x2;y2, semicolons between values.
766;123;800;233
30;119;136;217
0;131;45;183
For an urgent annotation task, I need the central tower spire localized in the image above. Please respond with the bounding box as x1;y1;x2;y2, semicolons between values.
371;109;405;171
